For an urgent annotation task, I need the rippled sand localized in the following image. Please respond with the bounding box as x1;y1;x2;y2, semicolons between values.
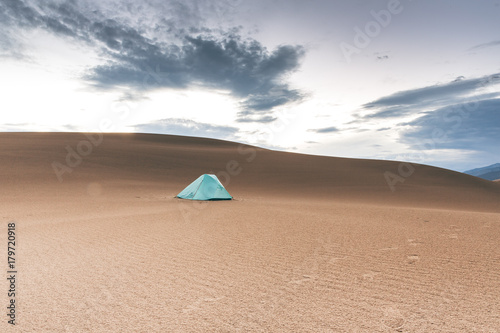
1;133;499;332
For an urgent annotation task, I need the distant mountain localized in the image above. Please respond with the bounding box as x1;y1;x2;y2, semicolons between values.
464;163;500;181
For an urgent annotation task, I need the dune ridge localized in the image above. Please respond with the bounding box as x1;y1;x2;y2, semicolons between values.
1;132;499;211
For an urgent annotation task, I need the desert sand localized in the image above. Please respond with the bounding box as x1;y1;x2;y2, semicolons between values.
1;132;499;332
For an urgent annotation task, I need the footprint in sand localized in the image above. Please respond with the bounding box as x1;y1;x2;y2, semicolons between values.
362;271;380;281
329;256;347;264
64;325;76;333
407;239;423;247
183;296;225;313
381;306;406;330
289;275;313;285
407;254;420;264
379;246;399;251
447;225;461;239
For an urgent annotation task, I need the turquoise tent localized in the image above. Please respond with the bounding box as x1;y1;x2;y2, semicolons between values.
176;174;232;201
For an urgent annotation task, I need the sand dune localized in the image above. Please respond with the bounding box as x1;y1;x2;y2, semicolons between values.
1;132;499;332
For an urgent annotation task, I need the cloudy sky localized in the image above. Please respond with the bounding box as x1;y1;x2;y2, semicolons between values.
1;0;499;171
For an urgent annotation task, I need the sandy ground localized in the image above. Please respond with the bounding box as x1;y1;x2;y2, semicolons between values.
1;133;499;332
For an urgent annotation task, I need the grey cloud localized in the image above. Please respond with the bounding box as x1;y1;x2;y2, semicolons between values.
1;0;306;122
236;115;277;123
1;0;90;40
116;91;150;102
364;106;415;119
363;73;500;119
469;40;500;51
133;118;239;139
4;123;30;126
0;30;25;59
0;1;30;58
238;86;305;120
0;123;32;131
401;99;500;152
309;126;339;133
62;124;79;131
89;33;306;121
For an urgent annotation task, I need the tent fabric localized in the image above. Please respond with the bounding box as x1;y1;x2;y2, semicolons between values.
176;174;232;201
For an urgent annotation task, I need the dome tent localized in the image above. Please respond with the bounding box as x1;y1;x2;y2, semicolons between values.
176;174;232;201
